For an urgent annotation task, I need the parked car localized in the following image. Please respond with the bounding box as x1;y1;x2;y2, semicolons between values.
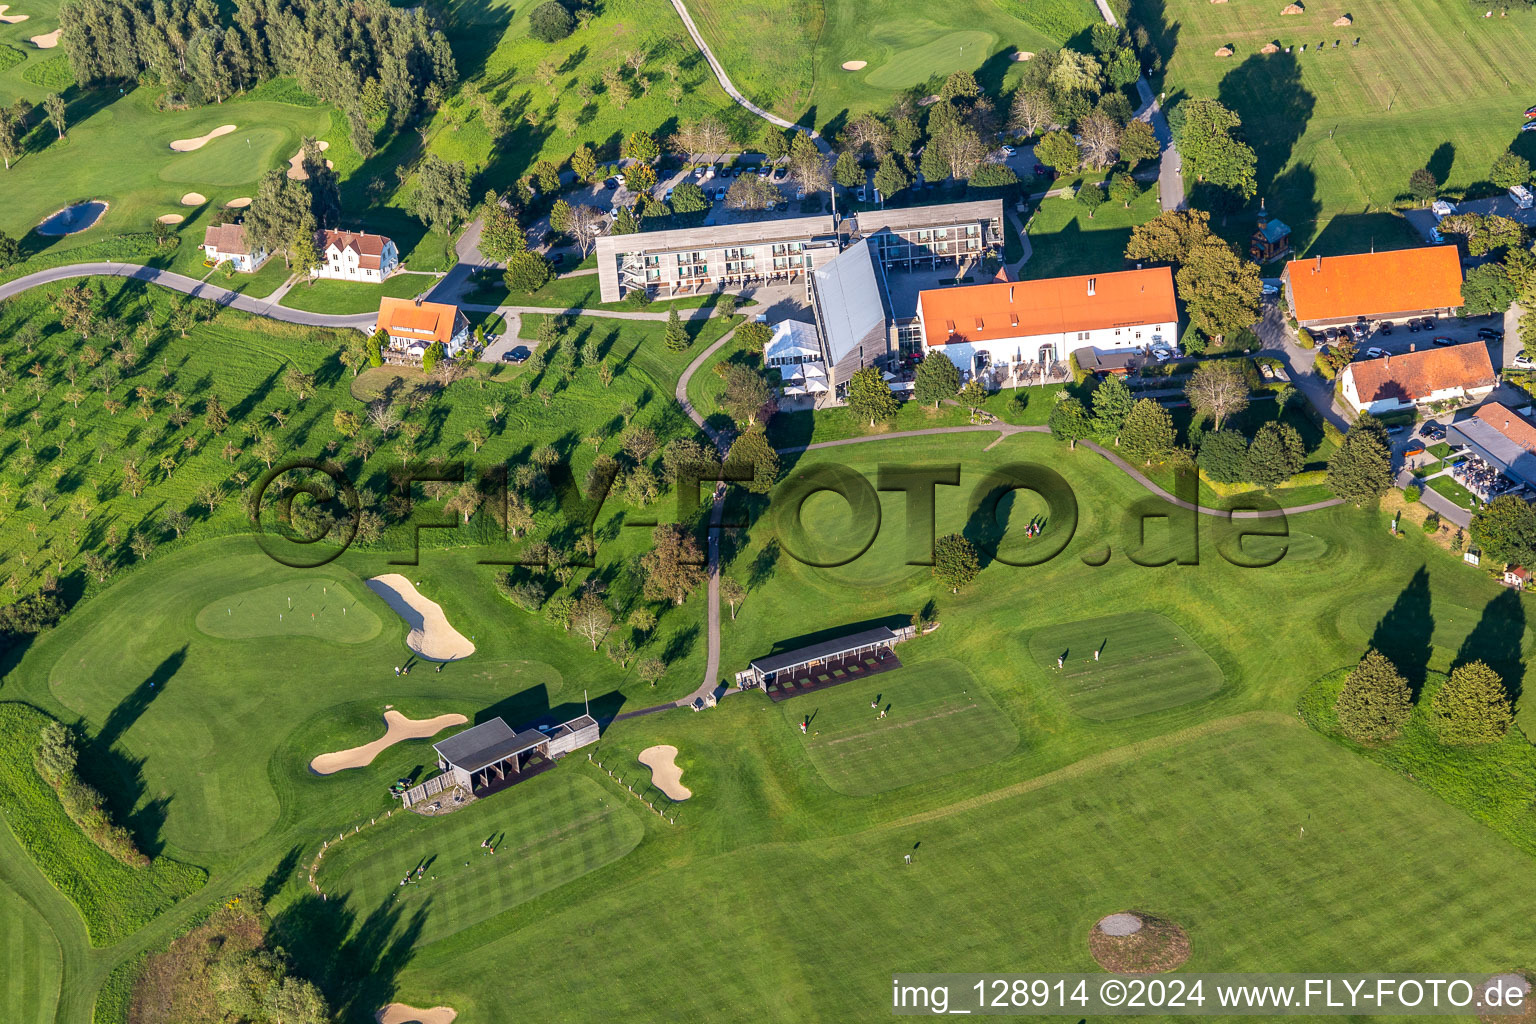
1151;345;1173;361
714;187;727;201
772;167;788;181
1406;319;1420;333
664;188;674;201
1001;144;1016;156
1524;122;1536;133
604;178;620;190
1421;420;1445;439
795;189;807;200
1526;104;1536;118
1364;347;1388;359
1514;354;1536;370
1261;283;1279;297
1431;336;1456;346
1259;362;1275;379
1478;327;1505;341
504;346;530;364
857;185;867;201
1379;321;1393;335
1386;425;1407;436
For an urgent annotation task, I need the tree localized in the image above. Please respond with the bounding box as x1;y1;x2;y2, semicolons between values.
1461;262;1520;317
1048;395;1092;447
1107;47;1142;88
0;103;23;169
1177;239;1262;343
1076;182;1106;219
479;195;526;263
1490;151;1532;191
1078;111;1120;170
725;427;780;493
245;170;314;268
1170;98;1256;201
671;183;708;214
932;533;980;593
760;125;789;161
0;230;19;269
1438;213;1526;258
1184;360;1248;429
1430;660;1512;746
1009;88;1055;138
672;115;733;156
788;132;829;194
1326;415;1393;506
664;308;689;352
622;130;660;164
873;153;912;199
1409;167;1439;205
529;1;575;41
914;350;961;408
834;151;864;189
725;175;782;211
1245;421;1304;488
1090;374;1135;442
1118;118;1160;167
563;204;604;258
1049;50;1103;95
735;320;772;354
1120;398;1176;465
1471;493;1536;567
845;366;898;426
719;363;773;427
640;524;706;605
43;93;66;139
281;366;316;402
571;145;599;183
1034;130;1080;174
1109;173;1141;208
1197;429;1249;483
411;155;471;236
570;592;613;650
839;112;893;160
203;394;229;434
505;250;553;292
549;199;573;234
1335;649;1413;742
1125;208;1217;267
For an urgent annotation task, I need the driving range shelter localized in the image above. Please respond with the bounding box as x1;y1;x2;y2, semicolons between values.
747;626;904;701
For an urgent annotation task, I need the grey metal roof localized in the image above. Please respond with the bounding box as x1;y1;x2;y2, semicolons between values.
1449;419;1536;487
433;718;546;772
853;199;1003;236
595;214;838;301
810;239;888;365
750;627;899;675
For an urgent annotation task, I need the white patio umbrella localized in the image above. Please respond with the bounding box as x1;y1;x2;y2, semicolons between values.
805;379;829;393
799;362;827;378
782;384;808;395
881;370;898;381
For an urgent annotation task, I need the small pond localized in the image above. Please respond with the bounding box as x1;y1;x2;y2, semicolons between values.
36;201;108;236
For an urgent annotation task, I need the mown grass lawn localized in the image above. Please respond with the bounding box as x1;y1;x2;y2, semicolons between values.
1428;474;1479;510
1134;0;1536;253
278;271;431;315
1023;189;1164;281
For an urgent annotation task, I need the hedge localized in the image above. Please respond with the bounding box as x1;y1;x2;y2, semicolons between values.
0;703;205;945
1298;671;1536;857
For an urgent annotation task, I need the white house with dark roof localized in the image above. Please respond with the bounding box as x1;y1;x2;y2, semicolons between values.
201;222;269;273
313;229;399;283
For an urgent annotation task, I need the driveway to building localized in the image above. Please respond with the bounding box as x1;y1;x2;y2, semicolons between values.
0;262;377;330
1254;294;1350;431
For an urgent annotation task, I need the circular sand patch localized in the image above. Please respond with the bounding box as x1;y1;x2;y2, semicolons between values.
1013;51;1035;61
30;28;59;47
180;192;207;206
1089;912;1191;973
310;710;468;775
156;213;185;225
638;745;692;800
0;5;30;23
1478;973;1533;1024
287;139;333;180
376;1006;457;1024
841;60;867;71
169;124;237;152
225;197;252;208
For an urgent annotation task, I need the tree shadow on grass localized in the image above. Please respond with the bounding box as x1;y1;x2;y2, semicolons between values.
271;889;429;1023
1368;565;1433;699
1453;587;1526;707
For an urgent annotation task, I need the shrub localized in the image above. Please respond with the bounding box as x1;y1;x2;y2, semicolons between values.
1404;484;1421;503
529;1;575;42
1295;327;1313;348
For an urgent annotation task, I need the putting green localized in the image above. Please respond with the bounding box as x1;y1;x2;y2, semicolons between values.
1026;612;1225;720
157;125;289;186
1236;530;1331;563
316;772;643;945
864;30;997;89
0;883;60;1024
786;658;1018;796
195;579;381;642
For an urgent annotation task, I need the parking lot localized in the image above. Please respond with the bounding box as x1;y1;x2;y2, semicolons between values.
1316;314;1510;371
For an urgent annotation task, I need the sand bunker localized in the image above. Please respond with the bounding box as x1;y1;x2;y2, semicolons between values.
1013;51;1036;60
638;745;692;800
287;139;332;180
366;574;476;662
310;710;468;775
30;28;58;46
376;1006;457;1024
225;197;251;208
841;60;867;71
156;213;185;225
180;192;207;206
0;5;30;23
170;124;236;152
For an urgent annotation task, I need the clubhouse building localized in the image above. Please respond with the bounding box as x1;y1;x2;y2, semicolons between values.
401;712;599;807
1283;247;1464;328
1339;342;1496;415
914;267;1179;377
1446;403;1536;491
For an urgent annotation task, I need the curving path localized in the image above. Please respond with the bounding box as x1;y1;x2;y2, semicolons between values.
0;262;379;328
668;0;831;155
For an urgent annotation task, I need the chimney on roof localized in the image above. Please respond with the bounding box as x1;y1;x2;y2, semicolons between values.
414;297;422;306
1410;343;1415;352
1087;277;1096;296
1315;254;1322;274
1009;285;1014;303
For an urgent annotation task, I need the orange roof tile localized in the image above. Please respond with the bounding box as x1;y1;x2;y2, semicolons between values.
1345;342;1494;405
1474;402;1536;452
916;267;1176;348
376;297;463;347
1286;247;1463;322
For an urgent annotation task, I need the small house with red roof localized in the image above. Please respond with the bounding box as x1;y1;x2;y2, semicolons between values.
914;267;1177;377
1283;247;1463;328
373;297;470;362
1340;343;1495;415
314;229;399;283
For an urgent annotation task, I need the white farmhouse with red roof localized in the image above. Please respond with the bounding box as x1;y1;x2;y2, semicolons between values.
914;267;1178;377
313;229;399;283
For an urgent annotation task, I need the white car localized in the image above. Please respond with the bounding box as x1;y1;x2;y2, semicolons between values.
857;185;867;202
1513;354;1536;370
1151;346;1173;361
614;173;626;188
1261;284;1279;296
1364;347;1388;359
1001;144;1016;156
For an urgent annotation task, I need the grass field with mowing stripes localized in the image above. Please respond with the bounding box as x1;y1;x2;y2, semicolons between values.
315;772;643;945
0;883;60;1024
1026;612;1226;721
787;659;1019;796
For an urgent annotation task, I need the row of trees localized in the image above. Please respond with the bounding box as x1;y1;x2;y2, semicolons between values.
1334;648;1512;747
0;94;70;171
59;0;455;155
